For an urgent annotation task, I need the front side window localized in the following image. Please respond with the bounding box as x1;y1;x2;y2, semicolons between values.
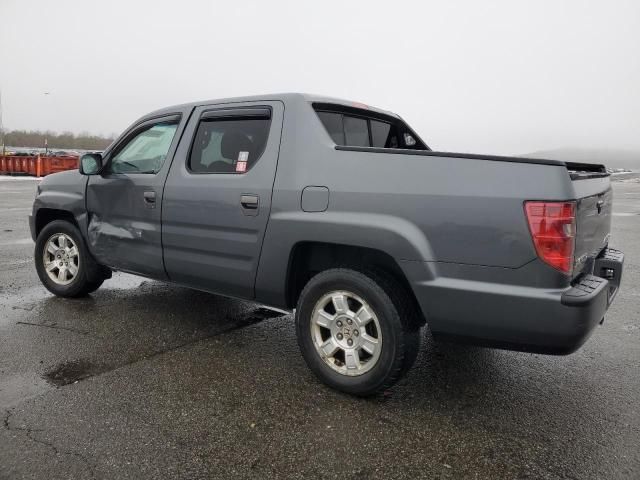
111;122;179;174
189;118;270;173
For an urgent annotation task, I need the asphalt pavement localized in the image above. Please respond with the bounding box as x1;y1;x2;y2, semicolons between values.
0;176;638;480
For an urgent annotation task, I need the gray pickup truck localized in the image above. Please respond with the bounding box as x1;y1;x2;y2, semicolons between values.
30;93;624;395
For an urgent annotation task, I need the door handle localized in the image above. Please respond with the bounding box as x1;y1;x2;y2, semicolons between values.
240;194;259;216
143;190;156;208
240;194;259;209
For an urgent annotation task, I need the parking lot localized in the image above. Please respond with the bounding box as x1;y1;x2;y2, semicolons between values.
0;176;638;480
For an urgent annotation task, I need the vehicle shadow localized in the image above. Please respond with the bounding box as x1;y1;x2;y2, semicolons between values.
10;277;283;389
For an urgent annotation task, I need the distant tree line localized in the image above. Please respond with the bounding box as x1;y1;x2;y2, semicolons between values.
2;130;115;150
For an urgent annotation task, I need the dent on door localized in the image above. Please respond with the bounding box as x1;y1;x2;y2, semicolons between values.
88;213;139;244
86;179;161;273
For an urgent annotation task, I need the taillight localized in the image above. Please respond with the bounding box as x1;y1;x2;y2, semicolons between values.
524;201;576;274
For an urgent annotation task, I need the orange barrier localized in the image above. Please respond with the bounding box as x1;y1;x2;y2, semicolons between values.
0;155;79;177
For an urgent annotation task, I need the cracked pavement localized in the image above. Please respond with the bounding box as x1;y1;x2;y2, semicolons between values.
0;177;639;479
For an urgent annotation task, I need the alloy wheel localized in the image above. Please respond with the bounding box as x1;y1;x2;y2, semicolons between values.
310;290;382;376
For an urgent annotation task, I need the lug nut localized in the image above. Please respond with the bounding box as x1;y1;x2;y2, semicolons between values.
347;319;353;325
336;320;343;327
337;333;343;340
347;338;353;346
353;330;359;337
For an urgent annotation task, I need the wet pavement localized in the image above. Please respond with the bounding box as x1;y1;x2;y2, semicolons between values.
0;176;639;479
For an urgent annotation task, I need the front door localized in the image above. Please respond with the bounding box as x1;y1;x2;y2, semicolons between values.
86;113;186;278
162;101;284;298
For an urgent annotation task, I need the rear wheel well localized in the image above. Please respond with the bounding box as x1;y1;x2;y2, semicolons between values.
285;242;425;325
35;209;78;238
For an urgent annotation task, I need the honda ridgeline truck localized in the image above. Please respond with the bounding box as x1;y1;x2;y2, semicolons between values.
30;93;624;395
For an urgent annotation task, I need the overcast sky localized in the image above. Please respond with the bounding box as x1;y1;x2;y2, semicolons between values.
1;0;639;155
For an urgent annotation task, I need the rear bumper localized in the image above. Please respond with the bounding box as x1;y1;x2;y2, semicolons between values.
406;248;624;355
564;248;624;306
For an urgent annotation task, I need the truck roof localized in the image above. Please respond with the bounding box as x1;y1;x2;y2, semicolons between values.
147;93;400;119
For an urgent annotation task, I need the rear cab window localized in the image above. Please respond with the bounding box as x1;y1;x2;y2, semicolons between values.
313;103;428;151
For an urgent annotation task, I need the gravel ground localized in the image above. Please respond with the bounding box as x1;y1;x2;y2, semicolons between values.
0;176;638;480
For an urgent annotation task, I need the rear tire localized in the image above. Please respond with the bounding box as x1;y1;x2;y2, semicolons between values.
35;220;105;298
295;268;420;396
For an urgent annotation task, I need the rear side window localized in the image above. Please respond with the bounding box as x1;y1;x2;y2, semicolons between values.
189;118;270;173
343;116;369;147
316;112;344;145
315;106;425;150
370;120;399;148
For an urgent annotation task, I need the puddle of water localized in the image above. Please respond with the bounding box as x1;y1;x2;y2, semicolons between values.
0;286;49;313
44;359;105;387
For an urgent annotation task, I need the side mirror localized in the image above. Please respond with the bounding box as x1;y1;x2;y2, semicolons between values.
79;153;103;175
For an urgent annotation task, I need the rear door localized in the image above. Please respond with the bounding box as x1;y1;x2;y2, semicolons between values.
85;112;187;278
162;101;284;298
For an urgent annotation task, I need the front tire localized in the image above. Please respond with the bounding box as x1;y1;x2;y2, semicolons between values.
35;220;104;298
295;268;420;396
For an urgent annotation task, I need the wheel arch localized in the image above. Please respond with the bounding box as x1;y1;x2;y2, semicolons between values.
35;208;80;238
254;210;436;310
284;241;426;326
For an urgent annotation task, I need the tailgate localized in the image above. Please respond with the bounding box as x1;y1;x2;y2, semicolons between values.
569;163;613;277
